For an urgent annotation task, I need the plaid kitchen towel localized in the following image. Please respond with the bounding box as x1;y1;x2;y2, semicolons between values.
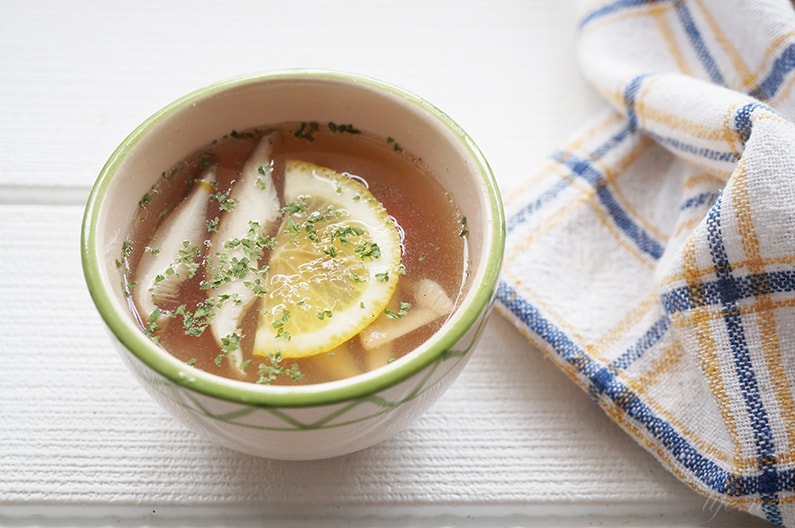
496;0;795;525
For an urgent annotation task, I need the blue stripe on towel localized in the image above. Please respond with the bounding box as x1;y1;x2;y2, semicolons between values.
647;130;739;163
579;0;672;31
610;315;670;371
680;191;720;211
624;74;652;131
734;102;766;145
505;126;633;234
579;1;727;86
661;269;795;314
505;179;570;234
750;43;795;101
674;2;726;85
554;152;665;260
704;196;782;524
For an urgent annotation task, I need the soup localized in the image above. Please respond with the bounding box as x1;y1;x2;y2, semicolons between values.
119;122;468;385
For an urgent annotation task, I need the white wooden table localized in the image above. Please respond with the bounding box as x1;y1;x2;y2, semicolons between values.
0;1;769;526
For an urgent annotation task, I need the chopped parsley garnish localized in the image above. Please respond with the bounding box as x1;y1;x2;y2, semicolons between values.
256;352;304;384
220;332;243;353
121;239;134;258
316;309;334;320
175;241;201;278
210;190;238;212
244;277;268;297
331;226;365;245
228;256;251;280
202;222;275;291
328;122;361;134
355;242;381;260
294;121;319;142
386;137;403;152
176;302;214;337
215;292;241;307
138;193;153;209
280;200;309;216
256;163;273;190
385;302;411;319
143;309;162;341
229;129;256;139
272;309;292;340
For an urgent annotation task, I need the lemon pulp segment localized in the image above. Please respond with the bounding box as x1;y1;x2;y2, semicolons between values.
253;160;402;359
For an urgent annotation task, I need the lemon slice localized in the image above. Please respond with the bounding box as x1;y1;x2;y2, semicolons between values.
253;160;402;359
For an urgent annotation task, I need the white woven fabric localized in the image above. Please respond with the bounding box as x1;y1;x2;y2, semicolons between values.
496;1;795;525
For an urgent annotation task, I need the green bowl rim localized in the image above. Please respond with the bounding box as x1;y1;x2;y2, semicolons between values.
81;68;505;408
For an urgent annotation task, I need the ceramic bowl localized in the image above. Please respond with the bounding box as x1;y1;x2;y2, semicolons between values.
81;70;504;460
